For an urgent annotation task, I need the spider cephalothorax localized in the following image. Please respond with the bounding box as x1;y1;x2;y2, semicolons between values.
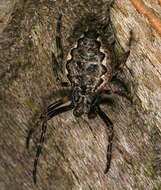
72;88;98;117
27;10;132;184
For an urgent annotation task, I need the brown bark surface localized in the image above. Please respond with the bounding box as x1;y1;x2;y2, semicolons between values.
0;0;160;189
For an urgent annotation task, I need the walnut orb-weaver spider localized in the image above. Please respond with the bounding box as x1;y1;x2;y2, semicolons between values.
27;11;132;184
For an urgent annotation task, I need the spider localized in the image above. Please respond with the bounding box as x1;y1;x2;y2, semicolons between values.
26;10;132;184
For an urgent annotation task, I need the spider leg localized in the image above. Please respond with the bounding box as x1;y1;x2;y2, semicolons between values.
112;30;133;77
96;105;114;174
33;121;46;184
56;14;64;62
52;14;69;87
33;101;73;184
26;97;69;149
26;120;42;149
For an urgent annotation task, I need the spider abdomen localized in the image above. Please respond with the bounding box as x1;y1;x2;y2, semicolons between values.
66;30;112;92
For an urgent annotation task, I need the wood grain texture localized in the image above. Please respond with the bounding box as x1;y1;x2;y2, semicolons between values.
0;0;160;189
130;0;161;37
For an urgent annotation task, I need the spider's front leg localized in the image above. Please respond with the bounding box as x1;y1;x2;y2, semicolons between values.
52;14;69;87
26;98;67;149
27;97;73;184
96;105;114;173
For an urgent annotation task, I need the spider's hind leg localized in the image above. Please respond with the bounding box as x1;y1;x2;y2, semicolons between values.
52;14;69;87
108;31;133;102
112;30;133;77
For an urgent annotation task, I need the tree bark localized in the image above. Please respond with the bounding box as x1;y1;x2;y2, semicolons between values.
0;0;160;189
